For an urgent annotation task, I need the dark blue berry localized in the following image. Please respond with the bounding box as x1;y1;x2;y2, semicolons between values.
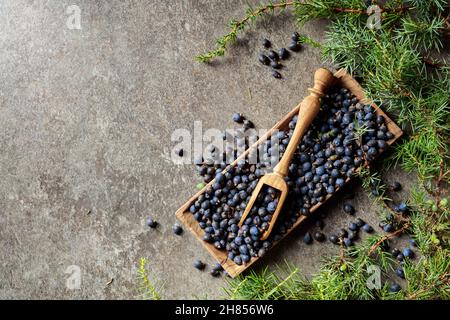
314;231;325;242
329;235;339;244
288;41;300;52
249;226;260;237
193;259;205;270
268;50;279;60
262;38;271;48
146;218;158;228
355;218;365;228
270;61;282;69
335;178;345;188
397;202;408;213
210;270;221;277
258;53;270;65
383;224;394;233
349;222;358;231
272;70;282;79
343;203;355;215
241;254;251;263
362;224;373;233
291;32;300;42
402;248;414;259
303;232;313;244
267;201;277;213
389;283;401;293
395;267;405;279
326;185;335;194
212;262;223;272
279;48;289;59
343;238;353;247
367;147;377;157
331;169;339;178
232;113;243;123
172;223;183;235
239;244;249;255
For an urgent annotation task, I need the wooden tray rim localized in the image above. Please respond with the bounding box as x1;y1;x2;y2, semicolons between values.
175;68;403;278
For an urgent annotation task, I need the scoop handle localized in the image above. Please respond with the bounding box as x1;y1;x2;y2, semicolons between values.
273;68;334;177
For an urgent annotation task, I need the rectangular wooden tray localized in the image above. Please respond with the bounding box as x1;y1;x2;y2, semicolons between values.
176;68;403;278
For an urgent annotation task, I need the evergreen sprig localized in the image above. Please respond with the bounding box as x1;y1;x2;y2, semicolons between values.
196;1;295;63
137;258;162;300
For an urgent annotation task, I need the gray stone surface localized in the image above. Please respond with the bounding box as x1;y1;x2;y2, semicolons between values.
0;0;415;299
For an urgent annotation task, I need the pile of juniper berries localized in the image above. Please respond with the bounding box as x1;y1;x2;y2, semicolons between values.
190;86;394;266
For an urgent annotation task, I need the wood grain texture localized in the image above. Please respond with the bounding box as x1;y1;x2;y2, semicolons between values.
176;68;403;278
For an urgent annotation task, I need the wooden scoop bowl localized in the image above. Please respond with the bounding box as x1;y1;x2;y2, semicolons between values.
238;68;335;240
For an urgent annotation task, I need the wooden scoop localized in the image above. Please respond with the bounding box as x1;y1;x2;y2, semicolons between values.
238;68;335;240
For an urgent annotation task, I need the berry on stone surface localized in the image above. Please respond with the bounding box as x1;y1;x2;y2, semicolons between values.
343;238;353;247
329;234;339;245
270;61;282;69
348;230;358;241
210;269;221;277
402;248;415;259
268;50;279;60
212;262;223;271
272;70;282;79
389;283;401;293
396;202;408;213
395;267;405;279
349;222;359;231
176;148;184;157
172;223;183;235
313;231;325;242
278;48;289;60
193;259;205;270
258;53;270;65
303;232;313;244
232;113;244;123
362;223;373;233
146;217;158;228
288;41;300;52
262;38;271;48
343;203;355;215
233;255;242;265
355;218;365;228
383;223;394;233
